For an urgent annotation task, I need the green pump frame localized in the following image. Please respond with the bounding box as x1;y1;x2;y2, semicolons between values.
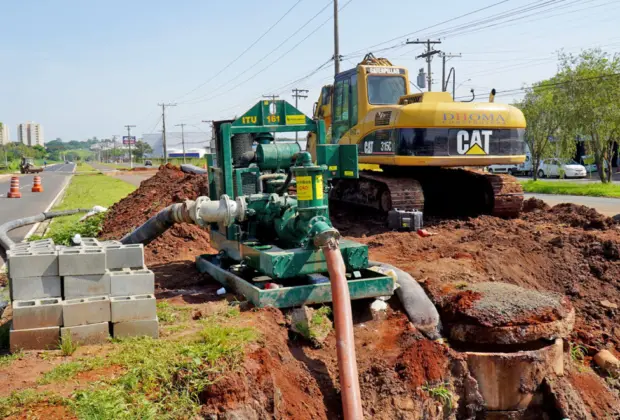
199;100;394;308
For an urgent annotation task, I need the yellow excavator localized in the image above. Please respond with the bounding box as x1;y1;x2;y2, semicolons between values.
307;54;527;218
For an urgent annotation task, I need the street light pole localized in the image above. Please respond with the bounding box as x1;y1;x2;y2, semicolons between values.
125;125;136;168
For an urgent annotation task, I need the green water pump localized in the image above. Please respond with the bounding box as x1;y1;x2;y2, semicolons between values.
195;99;394;308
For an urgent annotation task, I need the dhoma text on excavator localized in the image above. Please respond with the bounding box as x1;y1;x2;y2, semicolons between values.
306;54;527;220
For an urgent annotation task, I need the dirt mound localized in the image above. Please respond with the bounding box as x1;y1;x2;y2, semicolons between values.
522;197;550;213
99;164;215;266
522;202;617;230
335;204;620;350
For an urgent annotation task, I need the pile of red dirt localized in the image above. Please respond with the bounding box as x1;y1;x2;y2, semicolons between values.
335;204;620;351
99;164;216;268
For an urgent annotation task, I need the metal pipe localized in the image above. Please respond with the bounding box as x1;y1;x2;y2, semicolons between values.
257;173;286;193
322;238;363;420
0;209;90;251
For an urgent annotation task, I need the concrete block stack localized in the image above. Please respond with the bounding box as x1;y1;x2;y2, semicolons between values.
7;238;158;352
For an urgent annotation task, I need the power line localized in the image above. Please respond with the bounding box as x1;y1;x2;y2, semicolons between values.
455;72;620;100
342;0;512;58
172;0;304;103
174;123;187;163
180;0;355;107
179;1;333;105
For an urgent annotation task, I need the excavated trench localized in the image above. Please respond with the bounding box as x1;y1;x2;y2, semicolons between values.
429;282;575;418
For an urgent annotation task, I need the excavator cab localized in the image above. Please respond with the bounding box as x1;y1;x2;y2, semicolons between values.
308;54;527;219
308;85;333;161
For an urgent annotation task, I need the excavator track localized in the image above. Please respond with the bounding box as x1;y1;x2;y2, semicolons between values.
329;168;523;219
475;170;524;218
330;172;424;213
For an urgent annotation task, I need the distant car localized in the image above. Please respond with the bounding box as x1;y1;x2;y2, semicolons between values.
537;159;587;179
144;160;153;166
488;164;518;175
65;160;69;164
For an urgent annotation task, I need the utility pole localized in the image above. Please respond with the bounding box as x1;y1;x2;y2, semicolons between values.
175;123;187;163
262;95;280;137
202;120;214;154
440;53;462;93
292;88;309;143
158;103;176;163
124;125;136;168
406;39;442;91
334;0;340;75
262;94;280;103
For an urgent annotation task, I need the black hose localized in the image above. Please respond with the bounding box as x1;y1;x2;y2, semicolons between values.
369;260;442;339
276;171;293;195
0;209;90;251
120;204;180;246
180;164;208;175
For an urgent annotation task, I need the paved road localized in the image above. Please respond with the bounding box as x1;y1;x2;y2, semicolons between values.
515;171;620;184
524;193;620;217
89;162;153;187
0;163;76;265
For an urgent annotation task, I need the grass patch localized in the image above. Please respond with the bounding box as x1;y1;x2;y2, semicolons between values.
75;162;98;173
39;357;106;384
421;382;453;412
156;301;193;325
68;323;258;419
41;174;135;245
570;342;588;363
0;350;23;368
59;334;79;356
521;180;620;198
0;389;65;418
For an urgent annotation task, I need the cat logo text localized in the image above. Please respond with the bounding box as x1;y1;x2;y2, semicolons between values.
456;130;492;155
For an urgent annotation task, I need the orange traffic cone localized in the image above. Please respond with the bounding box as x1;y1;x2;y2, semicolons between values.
32;175;43;192
7;177;22;198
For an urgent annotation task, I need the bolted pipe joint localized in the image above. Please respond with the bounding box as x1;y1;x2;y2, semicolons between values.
195;195;247;227
309;216;341;249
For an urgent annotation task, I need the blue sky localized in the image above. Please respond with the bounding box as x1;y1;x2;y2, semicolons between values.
1;0;619;141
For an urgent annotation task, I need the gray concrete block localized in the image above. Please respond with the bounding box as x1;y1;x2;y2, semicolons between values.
63;272;111;298
62;296;111;327
100;240;122;247
110;294;156;322
10;324;60;351
10;276;61;301
113;318;159;339
79;238;100;247
110;269;154;297
105;244;144;270
58;247;106;276
61;322;109;345
7;249;59;278
12;298;63;330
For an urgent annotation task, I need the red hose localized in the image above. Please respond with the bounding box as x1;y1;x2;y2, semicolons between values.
323;241;364;419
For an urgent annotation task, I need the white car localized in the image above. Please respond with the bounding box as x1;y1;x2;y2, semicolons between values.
488;164;518;175
537;159;587;179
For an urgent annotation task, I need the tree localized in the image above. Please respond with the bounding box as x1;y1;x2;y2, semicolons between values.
518;78;568;180
132;141;153;160
555;49;620;183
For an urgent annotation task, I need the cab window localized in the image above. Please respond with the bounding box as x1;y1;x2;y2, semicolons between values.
350;74;358;127
367;75;406;105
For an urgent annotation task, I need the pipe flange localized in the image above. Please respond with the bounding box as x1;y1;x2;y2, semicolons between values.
235;196;247;222
194;196;211;227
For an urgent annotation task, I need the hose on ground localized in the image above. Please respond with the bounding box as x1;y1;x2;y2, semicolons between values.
369;260;442;339
0;209;90;251
120;202;193;246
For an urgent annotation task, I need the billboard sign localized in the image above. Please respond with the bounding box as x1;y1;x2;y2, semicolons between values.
122;136;136;145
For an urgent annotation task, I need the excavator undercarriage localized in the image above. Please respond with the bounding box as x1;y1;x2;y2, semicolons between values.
330;168;524;219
